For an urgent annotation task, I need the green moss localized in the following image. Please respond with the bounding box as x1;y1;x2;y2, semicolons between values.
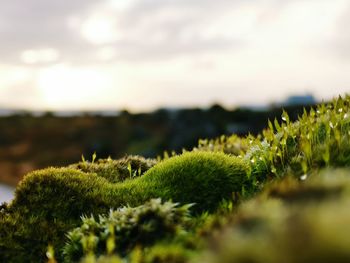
78;244;192;263
3;96;350;262
262;174;344;204
0;168;112;263
197;95;350;180
80;256;123;263
69;155;157;183
123;152;250;213
63;199;192;262
141;244;192;263
0;152;248;262
194;169;350;263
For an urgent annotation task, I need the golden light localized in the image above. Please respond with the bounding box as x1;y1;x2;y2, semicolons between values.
37;64;114;109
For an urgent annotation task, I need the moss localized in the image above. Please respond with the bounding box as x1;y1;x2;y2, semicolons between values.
80;255;123;263
79;243;192;263
197;95;350;180
194;169;350;263
263;175;344;204
2;94;350;262
1;152;248;262
141;244;192;263
122;152;250;213
1;168;112;263
69;155;157;183
63;199;192;262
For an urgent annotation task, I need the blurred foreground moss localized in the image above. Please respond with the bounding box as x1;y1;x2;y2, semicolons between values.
195;169;350;263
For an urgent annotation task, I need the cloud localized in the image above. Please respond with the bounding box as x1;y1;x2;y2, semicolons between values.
0;0;97;64
1;0;349;67
0;0;255;65
1;0;350;111
329;2;350;59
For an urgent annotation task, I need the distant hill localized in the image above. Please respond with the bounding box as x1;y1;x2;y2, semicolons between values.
0;102;316;185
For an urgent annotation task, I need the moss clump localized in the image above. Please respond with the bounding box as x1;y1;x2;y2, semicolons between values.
122;152;250;213
63;199;192;262
0;152;248;262
0;168;112;263
69;155;157;183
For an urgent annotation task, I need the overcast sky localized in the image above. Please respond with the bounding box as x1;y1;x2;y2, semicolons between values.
0;0;349;111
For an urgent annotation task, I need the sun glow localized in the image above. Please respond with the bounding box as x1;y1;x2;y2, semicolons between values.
37;64;115;109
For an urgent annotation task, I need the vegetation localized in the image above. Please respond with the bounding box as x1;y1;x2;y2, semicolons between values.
0;152;248;262
126;152;249;213
69;155;157;183
0;103;313;186
194;169;350;263
1;95;350;262
63;199;192;262
198;95;350;179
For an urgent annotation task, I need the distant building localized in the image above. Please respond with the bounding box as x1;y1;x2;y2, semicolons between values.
283;94;317;106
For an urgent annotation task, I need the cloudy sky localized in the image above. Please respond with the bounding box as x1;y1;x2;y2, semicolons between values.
0;0;349;111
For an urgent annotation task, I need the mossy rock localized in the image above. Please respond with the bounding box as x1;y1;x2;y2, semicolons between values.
0;152;248;262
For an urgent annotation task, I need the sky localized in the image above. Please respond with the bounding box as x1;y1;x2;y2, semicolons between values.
0;0;349;111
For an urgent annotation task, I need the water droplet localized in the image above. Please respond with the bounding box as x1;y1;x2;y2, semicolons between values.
300;174;307;181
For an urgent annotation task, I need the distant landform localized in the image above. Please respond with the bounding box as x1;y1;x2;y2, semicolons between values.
0;94;317;117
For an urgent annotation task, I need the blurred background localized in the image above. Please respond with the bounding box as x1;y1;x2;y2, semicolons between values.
0;0;349;198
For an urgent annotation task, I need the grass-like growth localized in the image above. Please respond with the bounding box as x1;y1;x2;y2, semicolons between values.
63;199;192;262
197;95;350;181
69;155;157;183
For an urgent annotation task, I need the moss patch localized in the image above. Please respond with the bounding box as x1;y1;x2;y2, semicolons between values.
0;152;248;262
123;152;249;213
